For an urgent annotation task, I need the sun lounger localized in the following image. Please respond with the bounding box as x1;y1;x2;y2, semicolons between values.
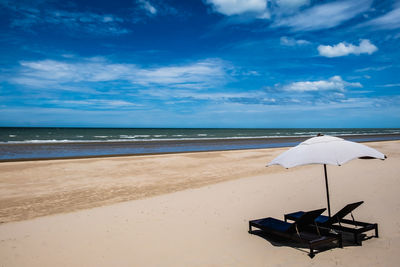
249;208;342;258
284;201;378;245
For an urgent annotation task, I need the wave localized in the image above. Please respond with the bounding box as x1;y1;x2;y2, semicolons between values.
1;132;399;145
119;135;136;139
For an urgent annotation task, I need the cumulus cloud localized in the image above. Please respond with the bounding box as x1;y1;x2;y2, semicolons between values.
282;76;362;92
318;39;377;57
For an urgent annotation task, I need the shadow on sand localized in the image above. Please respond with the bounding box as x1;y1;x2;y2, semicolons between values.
249;230;373;258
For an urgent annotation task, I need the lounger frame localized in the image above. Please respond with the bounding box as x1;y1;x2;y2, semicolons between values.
328;218;378;245
284;202;378;245
249;209;342;258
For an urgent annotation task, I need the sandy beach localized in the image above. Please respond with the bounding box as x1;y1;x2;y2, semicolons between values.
0;140;399;266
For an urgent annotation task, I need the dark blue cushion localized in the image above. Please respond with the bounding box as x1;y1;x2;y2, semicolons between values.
287;211;330;224
252;217;292;232
287;211;305;219
315;215;330;224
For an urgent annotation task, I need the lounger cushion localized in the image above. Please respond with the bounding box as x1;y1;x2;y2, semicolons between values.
251;217;292;232
286;211;331;224
315;215;330;224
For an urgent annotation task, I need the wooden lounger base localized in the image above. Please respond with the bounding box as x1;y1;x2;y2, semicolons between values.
284;207;378;246
330;219;378;245
249;219;342;258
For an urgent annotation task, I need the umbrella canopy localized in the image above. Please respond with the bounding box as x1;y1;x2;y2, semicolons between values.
267;135;386;216
268;135;386;168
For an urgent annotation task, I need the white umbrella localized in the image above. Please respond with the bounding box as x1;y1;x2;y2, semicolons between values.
267;135;386;217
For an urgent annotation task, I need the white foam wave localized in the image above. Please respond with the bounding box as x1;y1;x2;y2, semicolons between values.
119;135;136;139
1;132;399;145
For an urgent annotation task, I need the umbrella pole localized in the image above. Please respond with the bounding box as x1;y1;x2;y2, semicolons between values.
324;164;331;217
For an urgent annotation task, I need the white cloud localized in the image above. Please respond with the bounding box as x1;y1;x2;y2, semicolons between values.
355;65;392;72
205;0;267;16
134;60;228;87
205;0;372;32
282;76;362;92
359;7;400;30
280;36;310;46
205;0;311;17
273;0;372;31
11;58;230;90
52;99;142;109
102;16;114;22
143;88;272;102
277;0;309;8
9;8;128;35
380;83;400;88
318;39;377;57
139;0;157;15
274;0;310;14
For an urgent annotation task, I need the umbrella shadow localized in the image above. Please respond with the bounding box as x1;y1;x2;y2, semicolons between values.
249;229;365;258
339;231;372;246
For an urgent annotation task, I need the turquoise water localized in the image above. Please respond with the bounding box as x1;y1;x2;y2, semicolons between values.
1;127;399;144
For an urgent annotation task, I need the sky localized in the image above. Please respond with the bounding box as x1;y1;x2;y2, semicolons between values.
0;0;399;128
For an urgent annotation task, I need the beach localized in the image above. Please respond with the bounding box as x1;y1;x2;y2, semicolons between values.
0;140;399;266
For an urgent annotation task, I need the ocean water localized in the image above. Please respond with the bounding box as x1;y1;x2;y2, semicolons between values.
1;128;399;160
1;127;400;144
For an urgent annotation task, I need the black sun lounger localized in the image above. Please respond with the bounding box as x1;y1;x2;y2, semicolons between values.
249;208;342;258
284;201;378;245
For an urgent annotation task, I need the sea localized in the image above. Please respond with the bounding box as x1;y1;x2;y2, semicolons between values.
1;127;399;161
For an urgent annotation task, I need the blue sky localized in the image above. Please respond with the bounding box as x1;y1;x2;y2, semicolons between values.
0;0;399;128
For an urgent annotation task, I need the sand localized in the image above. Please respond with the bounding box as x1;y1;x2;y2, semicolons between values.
0;140;399;266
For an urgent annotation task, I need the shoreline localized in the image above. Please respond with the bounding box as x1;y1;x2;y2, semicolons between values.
1;133;400;162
